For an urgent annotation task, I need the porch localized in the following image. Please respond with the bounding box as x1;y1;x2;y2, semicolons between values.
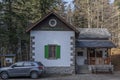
75;40;115;73
89;65;113;73
87;48;111;65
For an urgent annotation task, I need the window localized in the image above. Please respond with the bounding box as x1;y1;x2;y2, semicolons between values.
12;62;23;67
49;45;56;58
96;51;102;57
24;62;33;66
49;19;57;27
45;45;60;59
90;49;95;57
77;52;83;56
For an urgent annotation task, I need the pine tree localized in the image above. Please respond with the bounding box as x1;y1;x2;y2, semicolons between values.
0;0;58;61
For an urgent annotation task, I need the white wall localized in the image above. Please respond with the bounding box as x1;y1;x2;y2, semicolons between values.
31;31;75;67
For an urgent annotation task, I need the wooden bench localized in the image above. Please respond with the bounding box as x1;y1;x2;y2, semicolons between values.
90;65;113;73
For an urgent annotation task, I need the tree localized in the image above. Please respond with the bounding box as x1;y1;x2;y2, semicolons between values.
0;0;58;61
73;0;88;28
73;0;111;28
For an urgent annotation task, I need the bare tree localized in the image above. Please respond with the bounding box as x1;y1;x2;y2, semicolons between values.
103;0;120;47
73;0;110;28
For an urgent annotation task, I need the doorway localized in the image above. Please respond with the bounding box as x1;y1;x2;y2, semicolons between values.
76;48;87;66
88;48;107;65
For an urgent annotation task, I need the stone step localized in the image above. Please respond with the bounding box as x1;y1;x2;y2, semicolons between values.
76;65;90;74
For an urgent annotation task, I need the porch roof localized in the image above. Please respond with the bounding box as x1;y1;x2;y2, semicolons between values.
76;40;115;48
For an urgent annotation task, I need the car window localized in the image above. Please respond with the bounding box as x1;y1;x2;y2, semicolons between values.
24;62;35;66
37;62;43;66
12;62;23;67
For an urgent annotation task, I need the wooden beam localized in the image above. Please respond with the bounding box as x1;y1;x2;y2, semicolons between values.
109;48;112;65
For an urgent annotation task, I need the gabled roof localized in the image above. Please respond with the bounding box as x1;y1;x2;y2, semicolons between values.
78;28;111;39
26;12;79;33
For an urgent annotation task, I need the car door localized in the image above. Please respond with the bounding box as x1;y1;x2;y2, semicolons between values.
23;62;33;76
8;62;24;77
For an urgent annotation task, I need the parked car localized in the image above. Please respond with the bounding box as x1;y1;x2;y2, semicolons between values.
0;61;45;79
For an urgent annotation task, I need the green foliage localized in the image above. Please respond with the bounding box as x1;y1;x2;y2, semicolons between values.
0;0;58;60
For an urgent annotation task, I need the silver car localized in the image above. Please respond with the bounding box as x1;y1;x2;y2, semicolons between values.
0;61;45;79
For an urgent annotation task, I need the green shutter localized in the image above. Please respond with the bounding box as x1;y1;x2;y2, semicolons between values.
45;45;49;58
56;45;60;59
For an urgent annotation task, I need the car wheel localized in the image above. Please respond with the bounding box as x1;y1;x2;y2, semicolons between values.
0;72;9;79
30;71;39;79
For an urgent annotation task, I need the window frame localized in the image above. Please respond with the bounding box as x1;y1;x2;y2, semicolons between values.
45;44;60;59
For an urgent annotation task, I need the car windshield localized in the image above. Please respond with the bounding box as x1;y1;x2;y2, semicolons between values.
10;62;23;67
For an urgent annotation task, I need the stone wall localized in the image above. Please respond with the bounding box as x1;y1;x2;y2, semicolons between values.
45;67;74;74
70;36;75;74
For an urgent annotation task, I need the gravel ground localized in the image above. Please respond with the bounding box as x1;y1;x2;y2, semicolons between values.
5;72;120;80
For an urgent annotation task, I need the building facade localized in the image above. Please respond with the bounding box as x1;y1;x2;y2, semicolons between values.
26;12;115;74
